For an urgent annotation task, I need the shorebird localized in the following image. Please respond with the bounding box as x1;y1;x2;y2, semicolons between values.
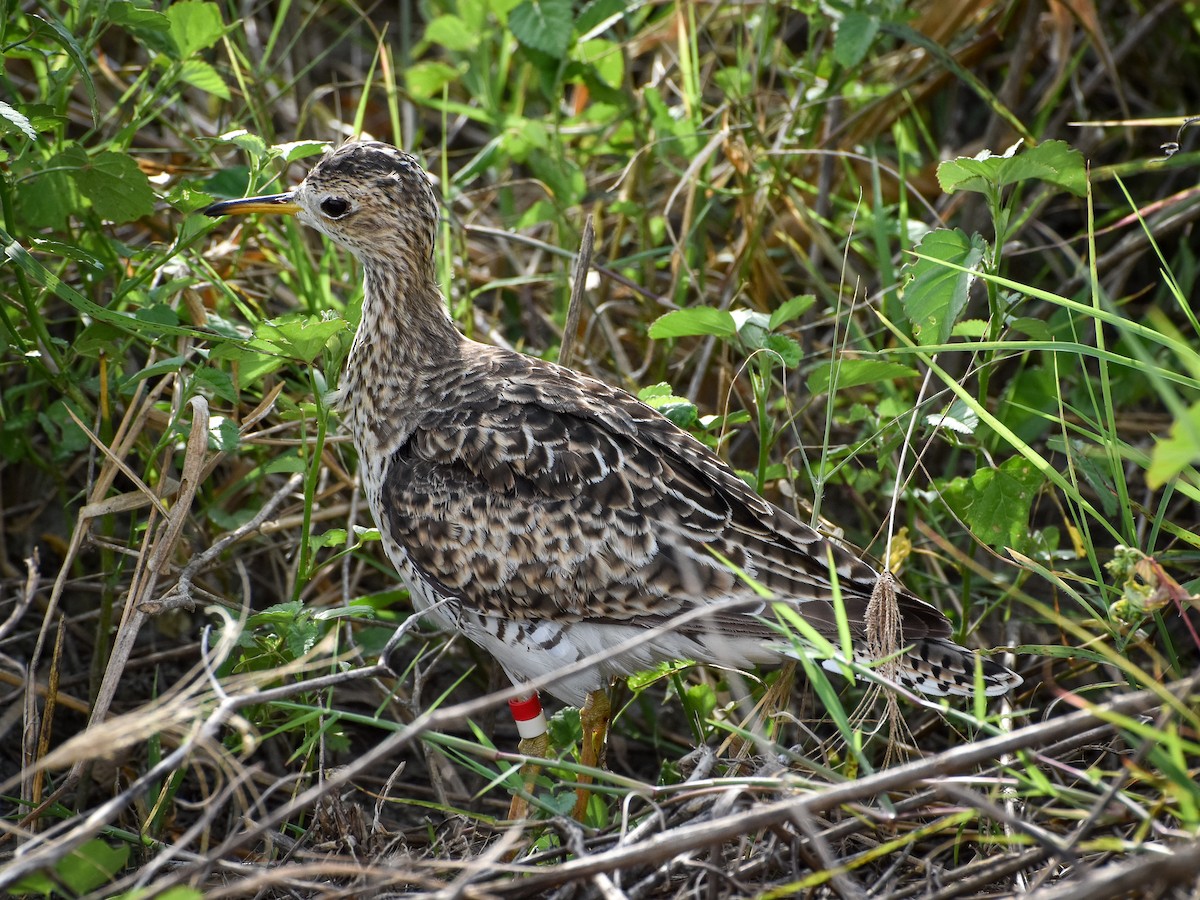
204;141;1021;820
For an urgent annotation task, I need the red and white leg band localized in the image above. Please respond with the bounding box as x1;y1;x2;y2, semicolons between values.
509;692;548;740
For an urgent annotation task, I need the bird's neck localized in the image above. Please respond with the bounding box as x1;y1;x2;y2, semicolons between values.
339;260;464;459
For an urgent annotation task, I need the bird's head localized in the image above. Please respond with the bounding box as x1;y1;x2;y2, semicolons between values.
204;141;440;268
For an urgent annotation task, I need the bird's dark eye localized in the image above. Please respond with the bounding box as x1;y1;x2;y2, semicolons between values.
320;197;351;218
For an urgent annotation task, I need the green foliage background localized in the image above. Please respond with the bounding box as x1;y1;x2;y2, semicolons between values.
3;0;1200;895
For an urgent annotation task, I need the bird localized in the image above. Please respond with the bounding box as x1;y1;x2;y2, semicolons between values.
204;140;1022;820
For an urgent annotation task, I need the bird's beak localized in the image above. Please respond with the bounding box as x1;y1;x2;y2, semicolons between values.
203;192;301;217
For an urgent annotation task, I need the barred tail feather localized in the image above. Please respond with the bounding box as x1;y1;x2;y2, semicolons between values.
896;638;1022;697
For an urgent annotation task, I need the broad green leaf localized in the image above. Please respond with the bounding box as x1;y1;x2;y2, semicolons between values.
207;416;239;451
938;139;1086;198
648;307;737;339
16;164;78;229
405;61;462;100
509;0;573;59
178;59;230;99
639;384;698;428
108;0;172;53
55;839;129;896
424;15;479;51
901;228;987;345
271;140;328;163
575;0;625;35
834;11;879;67
167;0;225;58
1147;401;1200;488
59;147;155;223
0;100;36;140
193;366;238;403
760;333;802;367
806;359;919;395
256;314;348;363
943;455;1042;550
769;294;815;331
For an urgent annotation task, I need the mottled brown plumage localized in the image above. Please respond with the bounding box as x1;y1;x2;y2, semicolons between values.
204;141;1021;709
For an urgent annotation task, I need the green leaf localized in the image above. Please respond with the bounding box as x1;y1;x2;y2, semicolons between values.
405;61;462;100
207;416;239;452
0;100;37;140
638;383;698;428
16;163;78;229
270;140;328;163
509;0;574;59
60;147;155;223
30;14;97;121
769;294;815;331
937;139;1086;198
806;359;919;395
943;456;1042;550
51;839;129;895
833;11;879;67
1147;401;1200;488
166;0;226;58
255;314;348;363
761;333;802;368
108;0;172;53
193;366;238;403
178;59;230;99
424;14;479;51
648;308;737;340
576;0;625;35
310;528;348;551
901;228;987;345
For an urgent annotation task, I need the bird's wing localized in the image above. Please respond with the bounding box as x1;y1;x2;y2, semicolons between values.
380;348;951;643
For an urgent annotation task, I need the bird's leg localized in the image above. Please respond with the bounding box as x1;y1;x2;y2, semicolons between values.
571;687;611;820
506;692;549;821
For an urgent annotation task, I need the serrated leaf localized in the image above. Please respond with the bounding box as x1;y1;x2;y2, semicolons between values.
901;228;988;345
806;359;919;395
648;307;737;340
108;0;172;53
17;163;78;229
178;58;230;99
509;0;573;59
0;101;36;140
221;129;268;160
193;366;238;403
937;139;1086;198
256;314;348;363
167;0;225;58
207;415;239;451
61;147;155;223
833;11;879;67
761;333;802;368
943;456;1042;550
271;140;328;163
